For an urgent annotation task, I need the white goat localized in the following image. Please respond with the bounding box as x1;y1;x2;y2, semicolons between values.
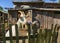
5;11;26;43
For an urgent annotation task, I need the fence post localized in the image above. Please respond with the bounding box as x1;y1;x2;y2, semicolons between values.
27;23;31;43
2;23;6;43
22;39;25;43
9;24;13;43
15;24;19;43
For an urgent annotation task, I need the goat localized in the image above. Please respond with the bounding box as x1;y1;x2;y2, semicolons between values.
5;11;27;43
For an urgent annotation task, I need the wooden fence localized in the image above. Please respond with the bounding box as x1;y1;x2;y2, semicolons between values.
0;23;60;43
0;23;38;43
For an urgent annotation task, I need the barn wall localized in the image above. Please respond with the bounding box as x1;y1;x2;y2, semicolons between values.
32;10;54;29
53;11;60;43
53;11;60;25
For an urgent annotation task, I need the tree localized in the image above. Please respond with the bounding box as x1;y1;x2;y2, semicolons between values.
0;6;3;11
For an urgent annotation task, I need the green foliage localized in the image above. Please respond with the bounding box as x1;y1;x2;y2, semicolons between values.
0;6;8;14
0;6;3;11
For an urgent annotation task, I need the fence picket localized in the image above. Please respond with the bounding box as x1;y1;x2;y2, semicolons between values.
15;24;19;43
9;24;13;43
0;23;59;43
22;39;25;43
2;24;6;43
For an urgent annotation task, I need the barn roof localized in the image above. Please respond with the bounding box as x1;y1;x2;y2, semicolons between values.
8;7;60;11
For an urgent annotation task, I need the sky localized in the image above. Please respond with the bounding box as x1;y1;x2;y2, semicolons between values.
0;0;59;8
0;0;14;8
44;0;59;3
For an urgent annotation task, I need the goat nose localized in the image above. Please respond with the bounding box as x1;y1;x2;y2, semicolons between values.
20;14;24;17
